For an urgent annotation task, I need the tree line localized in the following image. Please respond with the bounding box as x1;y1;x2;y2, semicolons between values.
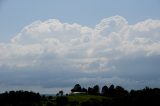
71;84;128;96
0;84;160;106
69;84;160;106
0;90;41;106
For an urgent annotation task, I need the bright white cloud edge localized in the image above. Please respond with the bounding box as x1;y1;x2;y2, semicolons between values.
0;15;160;93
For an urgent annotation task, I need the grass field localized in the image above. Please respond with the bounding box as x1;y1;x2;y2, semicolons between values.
67;94;112;104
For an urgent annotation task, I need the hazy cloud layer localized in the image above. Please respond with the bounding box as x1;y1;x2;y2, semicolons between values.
0;16;160;93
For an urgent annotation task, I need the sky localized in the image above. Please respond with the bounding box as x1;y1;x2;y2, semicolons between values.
0;0;160;94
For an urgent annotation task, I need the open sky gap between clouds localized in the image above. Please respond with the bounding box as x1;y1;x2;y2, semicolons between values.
0;16;160;92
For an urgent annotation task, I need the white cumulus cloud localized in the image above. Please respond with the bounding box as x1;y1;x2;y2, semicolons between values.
0;16;160;93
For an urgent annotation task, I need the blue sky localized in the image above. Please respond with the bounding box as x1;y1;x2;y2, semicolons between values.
0;0;160;94
0;0;160;41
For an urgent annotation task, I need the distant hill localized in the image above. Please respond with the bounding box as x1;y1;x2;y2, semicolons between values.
41;94;56;97
0;85;160;106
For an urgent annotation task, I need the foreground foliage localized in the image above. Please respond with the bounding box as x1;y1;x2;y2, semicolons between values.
0;86;160;106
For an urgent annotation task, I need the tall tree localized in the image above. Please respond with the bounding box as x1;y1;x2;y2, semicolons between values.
109;84;115;96
88;87;93;94
59;90;63;96
101;85;109;96
115;86;128;96
71;84;82;92
93;85;100;94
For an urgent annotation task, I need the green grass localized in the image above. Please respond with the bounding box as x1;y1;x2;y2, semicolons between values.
67;94;111;103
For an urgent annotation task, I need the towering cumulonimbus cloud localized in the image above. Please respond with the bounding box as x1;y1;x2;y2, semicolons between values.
0;16;160;92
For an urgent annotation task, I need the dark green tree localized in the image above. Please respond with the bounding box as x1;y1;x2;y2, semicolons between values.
115;86;128;96
108;84;115;96
101;85;109;96
59;90;63;96
93;85;100;95
82;87;87;93
88;87;93;95
71;84;82;92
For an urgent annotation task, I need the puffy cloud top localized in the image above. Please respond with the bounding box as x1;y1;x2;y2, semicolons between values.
1;15;160;70
0;16;160;92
